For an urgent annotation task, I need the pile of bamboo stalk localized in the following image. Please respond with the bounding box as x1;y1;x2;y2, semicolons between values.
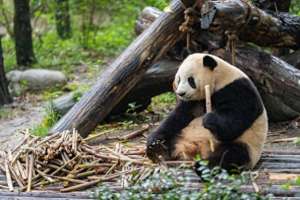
0;129;152;192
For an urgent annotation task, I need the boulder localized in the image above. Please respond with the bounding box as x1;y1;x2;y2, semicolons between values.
6;69;67;94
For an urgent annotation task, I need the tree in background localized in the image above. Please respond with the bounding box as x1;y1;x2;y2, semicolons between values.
55;0;71;39
13;0;36;67
0;34;12;106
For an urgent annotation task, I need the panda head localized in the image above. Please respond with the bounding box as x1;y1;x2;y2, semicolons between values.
174;53;218;101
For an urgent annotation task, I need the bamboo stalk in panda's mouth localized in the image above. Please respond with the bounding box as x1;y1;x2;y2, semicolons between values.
204;85;215;152
205;85;212;113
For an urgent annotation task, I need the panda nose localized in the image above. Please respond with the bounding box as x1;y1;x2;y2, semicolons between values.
177;92;186;97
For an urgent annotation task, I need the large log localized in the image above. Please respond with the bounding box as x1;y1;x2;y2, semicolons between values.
51;0;194;137
201;0;300;49
52;59;180;116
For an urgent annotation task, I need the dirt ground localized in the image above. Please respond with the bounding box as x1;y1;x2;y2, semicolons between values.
0;95;44;151
0;63;102;151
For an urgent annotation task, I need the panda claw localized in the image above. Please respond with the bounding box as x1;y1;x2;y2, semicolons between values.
146;137;169;162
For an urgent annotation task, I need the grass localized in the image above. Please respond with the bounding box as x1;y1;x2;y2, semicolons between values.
0;107;12;119
148;92;177;117
32;103;61;137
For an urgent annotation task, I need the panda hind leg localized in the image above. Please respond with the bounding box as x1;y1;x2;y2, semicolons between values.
208;142;250;172
195;142;251;176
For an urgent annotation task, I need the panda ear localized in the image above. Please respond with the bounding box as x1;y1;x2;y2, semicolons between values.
203;55;217;70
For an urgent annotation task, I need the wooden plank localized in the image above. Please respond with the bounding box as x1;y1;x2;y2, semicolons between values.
262;169;300;173
263;151;300;155
259;162;300;169
0;196;92;200
260;158;300;163
0;190;94;199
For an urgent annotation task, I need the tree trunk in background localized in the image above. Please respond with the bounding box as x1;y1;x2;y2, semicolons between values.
55;0;72;39
0;37;12;106
13;0;36;67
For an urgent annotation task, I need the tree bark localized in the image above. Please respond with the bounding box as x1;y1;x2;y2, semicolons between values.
253;0;291;12
201;0;300;49
13;0;36;67
0;37;12;106
55;0;72;39
51;0;195;137
282;50;300;70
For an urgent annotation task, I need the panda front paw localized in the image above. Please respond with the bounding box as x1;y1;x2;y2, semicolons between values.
203;113;218;136
146;133;168;162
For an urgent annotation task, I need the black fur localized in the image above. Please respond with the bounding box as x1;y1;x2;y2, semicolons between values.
194;142;250;177
203;55;217;70
203;78;264;141
188;76;196;89
207;142;250;171
146;100;200;161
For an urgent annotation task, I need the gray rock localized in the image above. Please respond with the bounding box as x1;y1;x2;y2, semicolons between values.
7;69;67;94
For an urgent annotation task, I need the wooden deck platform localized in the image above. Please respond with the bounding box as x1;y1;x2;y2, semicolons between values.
1;150;300;199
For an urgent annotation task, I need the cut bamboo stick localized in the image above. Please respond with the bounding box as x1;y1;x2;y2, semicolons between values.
26;154;34;192
205;84;212;112
4;159;13;192
205;84;214;152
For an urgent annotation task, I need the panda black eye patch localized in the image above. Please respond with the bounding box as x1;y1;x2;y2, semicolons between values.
188;76;196;89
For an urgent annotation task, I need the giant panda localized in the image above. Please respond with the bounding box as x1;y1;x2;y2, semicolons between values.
146;53;268;171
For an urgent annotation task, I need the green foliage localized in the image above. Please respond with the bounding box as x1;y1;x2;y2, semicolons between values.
72;83;90;102
2;0;168;73
148;92;177;117
2;38;16;72
96;163;271;200
0;107;11;119
150;92;176;108
296;177;300;185
290;0;300;15
280;175;300;191
42;88;64;101
293;137;300;145
32;103;61;136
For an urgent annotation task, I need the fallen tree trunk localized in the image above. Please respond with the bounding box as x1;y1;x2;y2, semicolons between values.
51;0;193;137
52;59;180;116
202;0;300;49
